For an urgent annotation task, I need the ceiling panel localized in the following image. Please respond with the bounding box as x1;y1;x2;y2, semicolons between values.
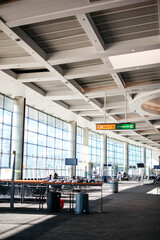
91;0;159;44
61;59;103;70
121;66;160;85
0;0;160;149
75;74;116;91
0;30;30;58
22;16;93;53
33;80;68;92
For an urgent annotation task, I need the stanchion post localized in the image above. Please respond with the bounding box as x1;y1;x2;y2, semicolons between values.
10;151;16;209
101;185;103;212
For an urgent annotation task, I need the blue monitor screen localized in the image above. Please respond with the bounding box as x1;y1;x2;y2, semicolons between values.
65;158;78;165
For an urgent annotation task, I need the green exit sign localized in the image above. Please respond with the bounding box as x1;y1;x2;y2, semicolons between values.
96;123;136;130
115;123;135;130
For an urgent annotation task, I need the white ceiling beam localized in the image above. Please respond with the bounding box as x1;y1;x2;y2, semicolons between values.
105;102;125;110
86;89;123;98
45;91;81;100
53;101;69;110
0;56;42;70
16;72;160;95
133;127;153;131
77;12;114;75
108;107;132;115
118;118;143;123
64;64;111;79
111;73;133;101
0;69;45;96
17;72;57;83
47;35;160;64
0;20;112;117
78;110;102;116
76;12;131;103
2;0;148;27
1;36;160;70
129;136;147;140
24;83;46;96
91;117;113;123
77;13;105;51
69;105;95;111
47;46;99;65
68;79;84;94
117;131;137;136
0;69;17;80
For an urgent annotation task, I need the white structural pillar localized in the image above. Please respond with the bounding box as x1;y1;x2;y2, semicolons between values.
124;142;128;174
143;147;146;176
102;134;107;180
83;128;89;178
11;97;25;180
70;121;77;178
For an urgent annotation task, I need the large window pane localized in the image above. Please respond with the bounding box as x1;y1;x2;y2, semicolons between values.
23;106;72;178
107;138;124;174
3;125;11;139
0;94;13;169
28;119;38;132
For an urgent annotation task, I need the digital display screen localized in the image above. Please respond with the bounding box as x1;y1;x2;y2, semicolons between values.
65;158;78;165
137;163;144;168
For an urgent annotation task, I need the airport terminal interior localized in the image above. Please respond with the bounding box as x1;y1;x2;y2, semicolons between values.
0;0;160;239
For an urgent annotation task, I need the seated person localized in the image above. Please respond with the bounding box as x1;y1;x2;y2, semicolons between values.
46;174;52;181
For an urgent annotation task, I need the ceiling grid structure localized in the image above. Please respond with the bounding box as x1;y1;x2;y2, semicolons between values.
0;0;160;149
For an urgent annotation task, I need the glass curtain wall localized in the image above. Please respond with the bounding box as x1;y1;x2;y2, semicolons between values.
128;144;143;167
76;126;84;176
107;138;125;176
23;106;72;179
88;131;102;177
0;94;13;172
145;148;152;176
0;93;155;180
128;144;143;178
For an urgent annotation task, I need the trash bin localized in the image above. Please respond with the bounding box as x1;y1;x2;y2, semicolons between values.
47;192;61;212
109;181;118;193
75;193;89;214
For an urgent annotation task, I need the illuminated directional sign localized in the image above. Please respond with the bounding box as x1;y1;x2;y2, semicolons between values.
96;123;135;130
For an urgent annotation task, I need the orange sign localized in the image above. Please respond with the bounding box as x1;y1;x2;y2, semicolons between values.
96;124;116;130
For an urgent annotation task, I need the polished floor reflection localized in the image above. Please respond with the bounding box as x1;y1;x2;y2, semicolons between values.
147;187;160;195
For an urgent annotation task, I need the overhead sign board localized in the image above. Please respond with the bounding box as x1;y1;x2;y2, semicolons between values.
154;165;160;169
96;123;135;130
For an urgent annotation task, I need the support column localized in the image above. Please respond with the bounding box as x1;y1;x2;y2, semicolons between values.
102;134;107;166
11;97;25;180
102;134;107;181
124;142;128;174
70;121;77;178
83;128;89;178
143;147;146;176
